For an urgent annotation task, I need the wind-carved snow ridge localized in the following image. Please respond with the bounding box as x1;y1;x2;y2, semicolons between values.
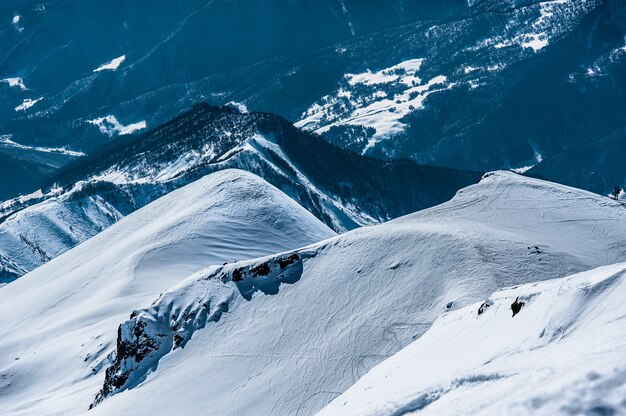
0;135;85;157
93;55;126;72
1;77;27;90
93;250;310;407
296;58;453;152
87;115;146;137
14;97;42;112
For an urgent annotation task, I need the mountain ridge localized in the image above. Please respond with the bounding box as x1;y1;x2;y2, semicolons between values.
0;103;480;283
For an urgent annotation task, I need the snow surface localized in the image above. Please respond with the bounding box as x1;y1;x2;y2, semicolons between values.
296;58;453;150
0;78;26;90
93;55;126;72
0;191;123;282
11;15;23;32
14;97;42;112
0;135;85;157
0;170;334;415
1;171;624;416
480;0;590;53
87;115;146;137
81;171;626;416
318;263;626;416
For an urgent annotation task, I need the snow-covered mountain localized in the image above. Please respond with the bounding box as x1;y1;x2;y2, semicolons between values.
2;171;621;415
0;104;479;283
318;262;626;416
0;169;335;415
1;0;625;199
1;2;624;414
86;172;625;416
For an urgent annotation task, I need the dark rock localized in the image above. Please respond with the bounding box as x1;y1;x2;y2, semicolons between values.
511;297;525;317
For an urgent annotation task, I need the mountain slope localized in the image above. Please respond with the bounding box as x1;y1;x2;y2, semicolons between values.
318;263;626;416
0;0;467;170
2;0;625;200
0;169;335;415
77;172;626;416
528;125;626;194
0;104;480;283
2;0;625;199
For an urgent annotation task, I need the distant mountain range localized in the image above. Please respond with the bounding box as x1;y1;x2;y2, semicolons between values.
1;0;625;199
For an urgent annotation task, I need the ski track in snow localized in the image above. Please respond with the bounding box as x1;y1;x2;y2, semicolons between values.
318;263;626;416
0;170;335;415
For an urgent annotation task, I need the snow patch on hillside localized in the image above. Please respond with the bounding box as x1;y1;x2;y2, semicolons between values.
346;59;423;86
87;115;146;137
471;0;596;53
578;36;626;79
296;58;453;150
1;77;27;90
14;97;42;112
0;135;85;157
12;15;23;32
225;101;248;113
93;55;126;72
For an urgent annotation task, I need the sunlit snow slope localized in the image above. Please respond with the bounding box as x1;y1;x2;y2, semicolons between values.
318;263;626;416
87;171;626;416
0;169;334;416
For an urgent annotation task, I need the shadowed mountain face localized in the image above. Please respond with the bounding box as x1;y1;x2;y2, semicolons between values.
0;0;467;150
0;104;480;282
1;0;624;199
45;104;481;229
